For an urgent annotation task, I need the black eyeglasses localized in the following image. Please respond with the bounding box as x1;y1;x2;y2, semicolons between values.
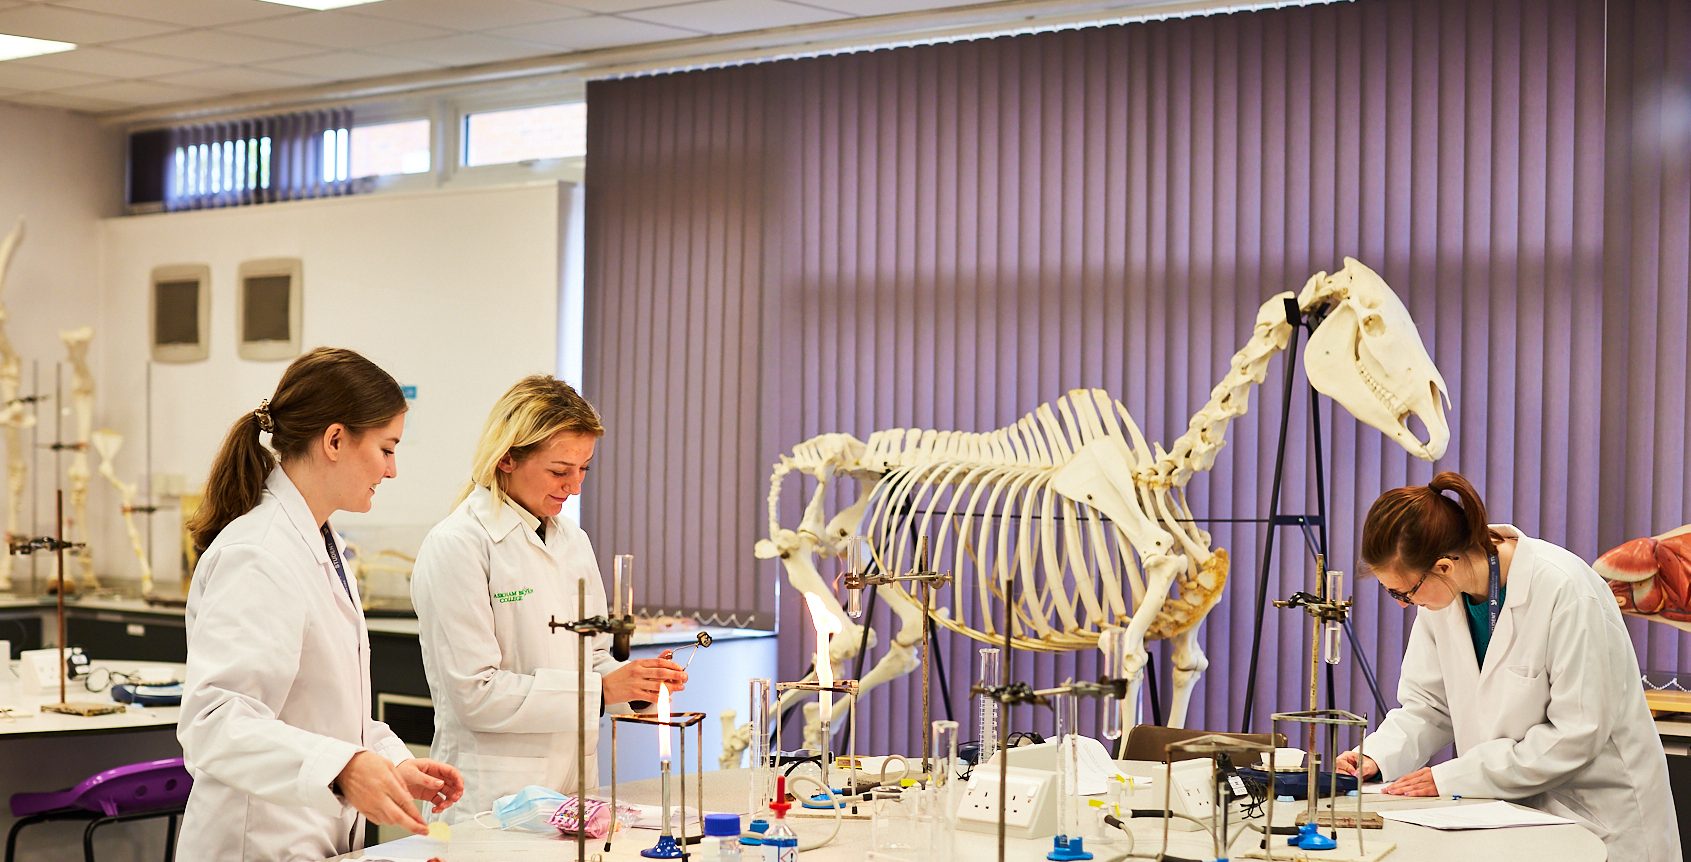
1383;572;1431;605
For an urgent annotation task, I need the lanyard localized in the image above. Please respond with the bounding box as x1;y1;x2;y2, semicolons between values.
321;524;353;604
1485;551;1502;635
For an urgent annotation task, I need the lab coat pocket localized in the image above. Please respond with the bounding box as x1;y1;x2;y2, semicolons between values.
1495;665;1551;739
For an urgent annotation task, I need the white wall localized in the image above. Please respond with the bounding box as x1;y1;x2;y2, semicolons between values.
0;103;122;593
97;182;573;591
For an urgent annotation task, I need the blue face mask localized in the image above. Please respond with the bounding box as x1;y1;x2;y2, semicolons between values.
486;786;569;833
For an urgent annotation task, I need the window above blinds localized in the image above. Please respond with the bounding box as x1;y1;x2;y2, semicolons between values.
463;102;586;167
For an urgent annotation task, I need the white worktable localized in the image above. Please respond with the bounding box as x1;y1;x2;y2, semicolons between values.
330;764;1605;862
0;658;182;736
0;658;185;862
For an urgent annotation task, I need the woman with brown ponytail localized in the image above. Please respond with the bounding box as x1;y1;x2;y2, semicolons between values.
176;348;463;861
1335;471;1677;860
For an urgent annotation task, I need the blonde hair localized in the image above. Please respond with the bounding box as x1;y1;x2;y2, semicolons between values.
460;375;604;508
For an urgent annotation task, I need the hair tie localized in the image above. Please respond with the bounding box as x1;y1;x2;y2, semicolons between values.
253;398;275;433
1427;482;1440;495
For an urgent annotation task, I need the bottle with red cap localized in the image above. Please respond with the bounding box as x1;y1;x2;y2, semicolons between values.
762;775;798;862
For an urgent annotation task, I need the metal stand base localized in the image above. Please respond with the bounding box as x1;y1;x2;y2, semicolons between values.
1288;821;1337;850
641;834;686;858
1047;834;1094;860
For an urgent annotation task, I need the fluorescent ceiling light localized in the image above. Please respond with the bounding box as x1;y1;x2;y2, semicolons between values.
256;0;387;9
0;33;76;62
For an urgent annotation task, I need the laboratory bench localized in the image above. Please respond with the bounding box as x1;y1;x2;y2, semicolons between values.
330;763;1607;862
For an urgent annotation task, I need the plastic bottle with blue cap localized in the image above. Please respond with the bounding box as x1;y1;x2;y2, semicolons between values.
701;813;743;862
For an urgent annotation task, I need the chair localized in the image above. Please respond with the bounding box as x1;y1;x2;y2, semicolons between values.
6;757;191;862
1120;724;1285;763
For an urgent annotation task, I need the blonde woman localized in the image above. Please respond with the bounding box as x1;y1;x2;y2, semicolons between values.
411;375;686;821
178;348;463;860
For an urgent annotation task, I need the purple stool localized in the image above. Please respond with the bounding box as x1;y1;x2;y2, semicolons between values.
6;757;191;862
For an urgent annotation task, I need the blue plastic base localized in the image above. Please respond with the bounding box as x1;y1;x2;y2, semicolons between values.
800;789;852;809
1047;835;1095;861
641;834;686;858
1288;821;1338;850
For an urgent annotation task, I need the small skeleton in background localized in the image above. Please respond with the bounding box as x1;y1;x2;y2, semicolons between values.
0;220;31;593
747;259;1452;756
717;709;753;769
60;326;98;591
91;430;153;596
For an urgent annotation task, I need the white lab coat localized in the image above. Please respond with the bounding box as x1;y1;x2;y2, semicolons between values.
411;485;621;823
1366;525;1679;861
177;467;412;861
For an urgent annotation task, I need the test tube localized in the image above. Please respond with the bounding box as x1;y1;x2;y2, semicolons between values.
1324;570;1344;665
846;536;865;619
977;647;1001;766
613;554;634;618
1101;627;1127;740
748;678;772;815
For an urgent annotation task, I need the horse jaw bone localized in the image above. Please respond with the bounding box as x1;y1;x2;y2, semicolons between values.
1301;257;1449;460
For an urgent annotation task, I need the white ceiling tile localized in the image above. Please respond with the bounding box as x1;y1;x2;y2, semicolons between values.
0;5;178;43
623;0;847;33
150;64;321;92
109;29;322;63
0;61;104;89
221;10;455;49
347;0;582;31
369;32;557;65
11;45;210;77
0;87;127;112
799;0;984;13
556;0;699;12
253;49;443;80
52;0;298;27
52;77;217;105
487;14;699;50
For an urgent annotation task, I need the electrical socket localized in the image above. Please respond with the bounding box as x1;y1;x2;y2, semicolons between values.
1167;758;1215;820
954;764;1059;839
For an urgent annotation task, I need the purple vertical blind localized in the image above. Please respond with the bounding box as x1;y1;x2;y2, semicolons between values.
1602;0;1691;681
584;0;1687;754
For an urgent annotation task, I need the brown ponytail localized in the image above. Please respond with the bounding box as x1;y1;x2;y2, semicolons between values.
1361;470;1498;575
187;348;406;553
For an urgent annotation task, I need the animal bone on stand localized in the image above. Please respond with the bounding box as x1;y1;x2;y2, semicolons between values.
0;219;31;593
91;429;153;596
61;326;98;591
744;259;1452;758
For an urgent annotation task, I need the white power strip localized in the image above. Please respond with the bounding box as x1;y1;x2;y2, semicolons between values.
954;764;1060;839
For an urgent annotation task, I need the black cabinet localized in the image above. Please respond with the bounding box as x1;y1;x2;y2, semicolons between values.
65;611;187;663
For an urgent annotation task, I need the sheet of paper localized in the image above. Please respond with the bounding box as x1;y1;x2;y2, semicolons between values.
346;834;444;861
1378;800;1574;830
1072;734;1128;795
626;803;706;831
1359;782;1393;795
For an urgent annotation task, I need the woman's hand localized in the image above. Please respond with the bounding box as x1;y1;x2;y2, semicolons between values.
1383;766;1439;796
1334;750;1379;781
396;758;465;813
334;750;428;835
603;657;688;705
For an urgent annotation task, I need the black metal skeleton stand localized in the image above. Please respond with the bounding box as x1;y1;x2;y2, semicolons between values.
1236;297;1388;732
